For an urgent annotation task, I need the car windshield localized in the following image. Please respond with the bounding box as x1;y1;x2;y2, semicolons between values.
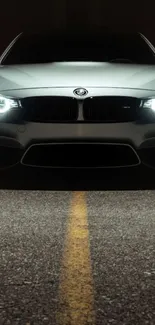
2;32;155;65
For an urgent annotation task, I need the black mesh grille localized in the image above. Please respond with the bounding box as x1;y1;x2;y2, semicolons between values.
19;95;141;123
83;96;140;122
21;96;78;122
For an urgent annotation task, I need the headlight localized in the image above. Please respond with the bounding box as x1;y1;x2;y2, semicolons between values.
0;95;19;114
142;98;155;112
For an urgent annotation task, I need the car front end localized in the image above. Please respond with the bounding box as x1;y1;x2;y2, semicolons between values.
1;31;155;169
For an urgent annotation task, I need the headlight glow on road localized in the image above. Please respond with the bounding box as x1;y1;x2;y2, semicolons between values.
0;95;19;113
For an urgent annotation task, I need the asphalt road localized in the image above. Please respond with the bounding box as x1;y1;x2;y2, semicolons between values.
0;166;155;324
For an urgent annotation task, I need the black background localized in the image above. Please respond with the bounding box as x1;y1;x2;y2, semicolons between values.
0;0;155;54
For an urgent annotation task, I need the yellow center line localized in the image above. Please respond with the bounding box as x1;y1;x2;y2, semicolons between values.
57;191;95;325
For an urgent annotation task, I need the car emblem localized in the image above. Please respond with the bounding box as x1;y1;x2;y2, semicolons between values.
73;88;88;96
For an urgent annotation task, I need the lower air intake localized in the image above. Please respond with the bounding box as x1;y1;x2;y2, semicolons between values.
21;143;140;168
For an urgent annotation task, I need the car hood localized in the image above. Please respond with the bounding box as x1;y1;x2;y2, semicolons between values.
0;62;155;91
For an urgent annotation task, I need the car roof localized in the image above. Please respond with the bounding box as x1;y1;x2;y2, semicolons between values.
20;29;141;38
15;30;144;47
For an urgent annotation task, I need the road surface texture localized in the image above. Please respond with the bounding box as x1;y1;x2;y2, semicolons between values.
0;166;155;324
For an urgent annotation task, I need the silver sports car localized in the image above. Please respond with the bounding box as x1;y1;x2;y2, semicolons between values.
1;30;155;169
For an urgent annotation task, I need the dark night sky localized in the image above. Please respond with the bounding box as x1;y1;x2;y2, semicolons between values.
0;0;155;53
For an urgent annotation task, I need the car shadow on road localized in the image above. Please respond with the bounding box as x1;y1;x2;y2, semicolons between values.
0;164;155;191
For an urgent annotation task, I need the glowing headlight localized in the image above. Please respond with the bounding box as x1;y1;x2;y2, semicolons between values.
0;95;19;113
142;98;155;112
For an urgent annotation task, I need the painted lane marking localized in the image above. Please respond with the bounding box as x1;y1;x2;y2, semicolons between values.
57;192;95;325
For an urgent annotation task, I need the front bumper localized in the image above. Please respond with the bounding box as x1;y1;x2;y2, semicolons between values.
1;121;155;169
